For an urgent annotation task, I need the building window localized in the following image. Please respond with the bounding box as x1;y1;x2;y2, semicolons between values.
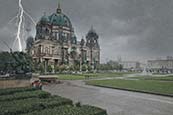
56;32;59;40
52;33;56;39
45;47;48;54
62;32;68;43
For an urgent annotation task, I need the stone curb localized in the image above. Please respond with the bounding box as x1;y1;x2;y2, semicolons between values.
87;84;173;98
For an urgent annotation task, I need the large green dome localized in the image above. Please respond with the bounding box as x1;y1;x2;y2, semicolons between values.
48;13;72;27
38;2;72;28
39;12;72;28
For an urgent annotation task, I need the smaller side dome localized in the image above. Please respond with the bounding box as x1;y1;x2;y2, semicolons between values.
40;13;50;24
80;37;85;47
71;34;77;44
87;26;98;39
86;26;99;48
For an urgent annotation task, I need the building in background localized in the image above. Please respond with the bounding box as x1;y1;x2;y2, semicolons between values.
147;56;173;73
26;2;100;72
119;61;141;71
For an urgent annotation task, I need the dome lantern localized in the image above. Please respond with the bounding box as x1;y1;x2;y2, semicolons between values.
57;0;62;14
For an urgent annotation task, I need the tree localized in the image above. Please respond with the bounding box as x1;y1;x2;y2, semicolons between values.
55;65;60;73
82;65;87;71
0;51;33;73
47;65;52;73
119;64;123;71
38;63;45;73
87;65;92;72
69;65;75;71
59;65;66;73
74;65;80;72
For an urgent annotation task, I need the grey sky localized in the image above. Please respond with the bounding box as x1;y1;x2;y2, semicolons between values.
0;0;173;62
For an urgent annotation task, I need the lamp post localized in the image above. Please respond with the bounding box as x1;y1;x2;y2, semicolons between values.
80;55;82;72
77;49;82;72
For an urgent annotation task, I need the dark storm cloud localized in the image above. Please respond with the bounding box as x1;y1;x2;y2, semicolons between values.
0;0;173;62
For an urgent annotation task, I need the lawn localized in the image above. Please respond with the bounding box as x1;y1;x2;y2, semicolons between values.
87;79;173;95
57;72;132;80
57;74;85;80
130;75;173;81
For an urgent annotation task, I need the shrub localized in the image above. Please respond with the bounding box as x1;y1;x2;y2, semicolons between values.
75;102;81;107
59;65;66;72
39;63;45;73
88;65;92;71
55;65;60;72
0;88;107;115
47;65;52;73
0;96;73;115
21;105;107;115
82;65;87;71
0;87;37;96
0;90;50;102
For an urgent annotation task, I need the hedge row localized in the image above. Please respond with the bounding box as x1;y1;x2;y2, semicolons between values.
0;87;37;96
0;96;73;115
22;105;107;115
0;88;107;115
0;90;50;102
80;105;107;115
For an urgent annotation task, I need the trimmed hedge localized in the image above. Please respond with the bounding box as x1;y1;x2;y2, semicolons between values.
80;105;107;115
0;90;50;102
0;88;107;115
0;87;37;96
0;96;73;115
22;105;107;115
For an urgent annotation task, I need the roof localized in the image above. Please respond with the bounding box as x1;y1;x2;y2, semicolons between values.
39;11;72;28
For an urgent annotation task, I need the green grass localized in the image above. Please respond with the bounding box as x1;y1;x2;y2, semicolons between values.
58;74;85;80
87;79;173;95
57;72;133;80
130;76;173;81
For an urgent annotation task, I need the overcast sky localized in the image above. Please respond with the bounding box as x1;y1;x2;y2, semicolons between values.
0;0;173;63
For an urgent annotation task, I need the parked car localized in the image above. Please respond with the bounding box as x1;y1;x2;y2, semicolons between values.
31;80;42;89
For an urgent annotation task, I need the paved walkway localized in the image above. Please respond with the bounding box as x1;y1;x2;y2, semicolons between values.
43;80;173;115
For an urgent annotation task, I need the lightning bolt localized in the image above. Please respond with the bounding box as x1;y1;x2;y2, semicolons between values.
5;0;36;52
16;0;23;52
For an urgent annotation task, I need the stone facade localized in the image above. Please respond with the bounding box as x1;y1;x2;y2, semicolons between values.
148;57;173;73
119;61;141;71
27;3;100;72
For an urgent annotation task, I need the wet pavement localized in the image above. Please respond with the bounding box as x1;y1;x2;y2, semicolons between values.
43;80;173;115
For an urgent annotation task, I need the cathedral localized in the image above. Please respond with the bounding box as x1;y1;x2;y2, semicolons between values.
27;3;100;72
